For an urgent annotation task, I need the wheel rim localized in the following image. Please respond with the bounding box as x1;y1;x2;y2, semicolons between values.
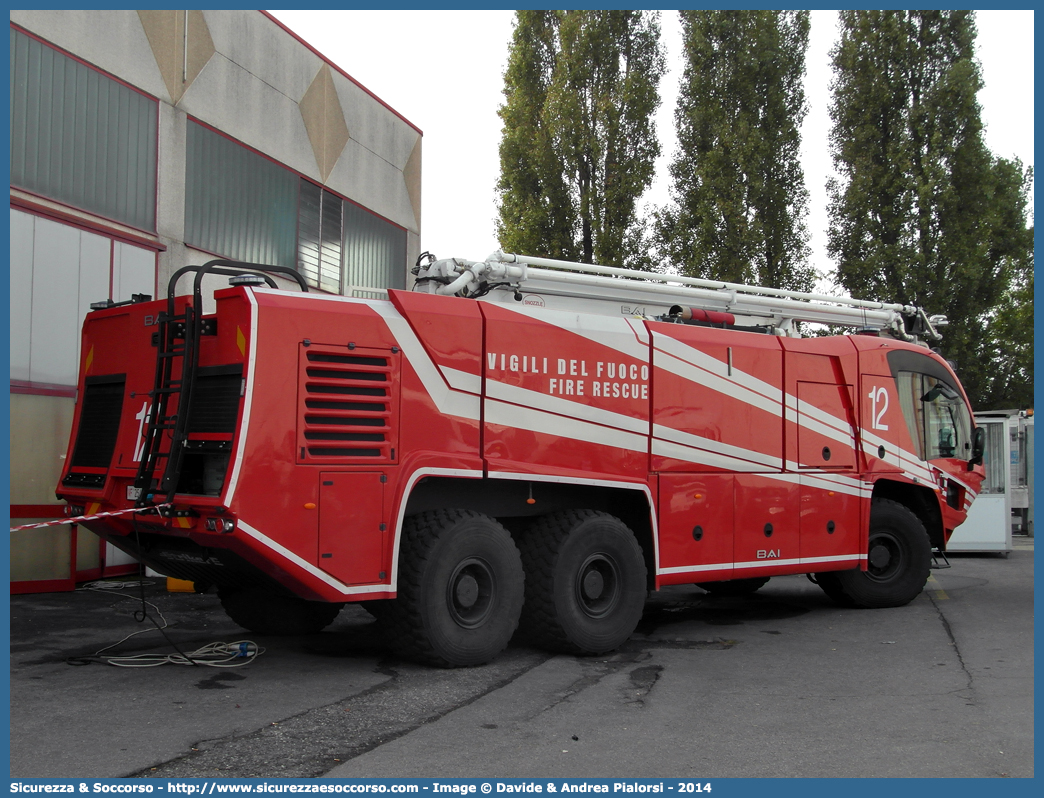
866;530;905;582
573;553;621;619
446;557;496;629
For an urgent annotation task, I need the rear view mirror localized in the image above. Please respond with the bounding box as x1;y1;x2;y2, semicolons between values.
968;426;985;469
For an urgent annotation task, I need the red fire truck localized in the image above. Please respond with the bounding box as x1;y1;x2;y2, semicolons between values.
56;253;985;666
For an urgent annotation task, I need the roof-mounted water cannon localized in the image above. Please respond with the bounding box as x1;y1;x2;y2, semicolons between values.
901;308;948;344
412;253;527;299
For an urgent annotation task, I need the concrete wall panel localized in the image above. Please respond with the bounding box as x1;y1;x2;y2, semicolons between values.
330;139;418;233
78;528;102;572
10;10;166;102
203;10;322;107
180;55;318;183
333;75;419;172
9;393;75;504
10;528;72;582
155;103;185;243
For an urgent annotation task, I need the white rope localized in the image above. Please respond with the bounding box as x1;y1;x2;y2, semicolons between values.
10;504;171;532
102;640;264;668
68;582;264;668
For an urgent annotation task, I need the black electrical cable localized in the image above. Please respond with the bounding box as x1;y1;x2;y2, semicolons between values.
129;516;201;665
66;512;202;666
466;281;512;299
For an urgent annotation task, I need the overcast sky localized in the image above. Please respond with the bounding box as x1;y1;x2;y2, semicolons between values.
270;9;1034;288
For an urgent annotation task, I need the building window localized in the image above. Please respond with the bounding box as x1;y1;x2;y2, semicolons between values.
342;200;407;297
184;120;298;268
185;121;407;294
10;208;156;389
298;179;407;296
298;180;343;294
9;26;158;231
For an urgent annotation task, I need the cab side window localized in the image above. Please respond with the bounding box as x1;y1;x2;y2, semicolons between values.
895;371;972;461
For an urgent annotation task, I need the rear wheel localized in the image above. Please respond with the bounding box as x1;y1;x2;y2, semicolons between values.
219;589;343;635
697;577;770;596
379;510;524;667
518;510;647;655
816;498;931;608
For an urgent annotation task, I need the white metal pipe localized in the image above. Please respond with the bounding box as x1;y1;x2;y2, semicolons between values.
492;250;916;316
524;267;898;327
436;267;479;296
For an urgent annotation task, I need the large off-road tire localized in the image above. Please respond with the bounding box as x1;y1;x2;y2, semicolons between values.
379;510;524;667
518;510;647;655
697;577;770;596
219;589;343;635
815;498;931;608
810;571;855;607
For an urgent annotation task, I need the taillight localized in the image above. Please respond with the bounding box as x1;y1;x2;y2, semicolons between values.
204;517;235;533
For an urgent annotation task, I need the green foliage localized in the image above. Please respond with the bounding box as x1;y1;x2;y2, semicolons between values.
827;10;1034;409
656;10;813;291
977;256;1035;411
496;10;665;267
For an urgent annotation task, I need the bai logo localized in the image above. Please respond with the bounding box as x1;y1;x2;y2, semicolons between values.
756;549;781;559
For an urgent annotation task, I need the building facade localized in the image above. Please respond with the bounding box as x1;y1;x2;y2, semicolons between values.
9;10;422;588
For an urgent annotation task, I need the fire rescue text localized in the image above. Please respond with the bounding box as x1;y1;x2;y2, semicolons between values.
487;353;649;399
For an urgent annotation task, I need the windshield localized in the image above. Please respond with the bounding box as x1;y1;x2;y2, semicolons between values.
896;371;974;461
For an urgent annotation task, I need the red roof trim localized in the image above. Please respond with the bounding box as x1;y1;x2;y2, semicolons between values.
259;10;423;136
11;194;166;252
11;380;77;398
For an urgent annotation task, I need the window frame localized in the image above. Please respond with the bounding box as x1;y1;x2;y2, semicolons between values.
10;24;160;234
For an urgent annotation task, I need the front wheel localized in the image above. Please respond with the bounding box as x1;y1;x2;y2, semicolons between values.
379;510;524;667
219;589;343;635
518;510;647;655
816;498;931;608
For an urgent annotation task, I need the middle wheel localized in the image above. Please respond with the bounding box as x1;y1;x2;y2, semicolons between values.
518;510;647;655
381;509;524;667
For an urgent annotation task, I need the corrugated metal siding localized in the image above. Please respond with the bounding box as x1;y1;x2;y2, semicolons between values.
185;121;298;268
10;27;157;231
343;201;407;295
297;180;322;287
297;180;343;293
319;189;343;293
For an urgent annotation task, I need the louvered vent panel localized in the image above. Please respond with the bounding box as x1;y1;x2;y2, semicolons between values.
297;345;399;463
187;365;243;434
63;373;126;488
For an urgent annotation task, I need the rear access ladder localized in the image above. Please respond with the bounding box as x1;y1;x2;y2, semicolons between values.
133;261;308;507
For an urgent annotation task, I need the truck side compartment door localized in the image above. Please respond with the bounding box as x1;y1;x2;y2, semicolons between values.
319;472;387;585
733;474;801;577
657;473;734;585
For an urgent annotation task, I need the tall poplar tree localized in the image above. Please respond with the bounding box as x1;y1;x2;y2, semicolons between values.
656;10;813;291
496;10;665;267
827;10;1033;409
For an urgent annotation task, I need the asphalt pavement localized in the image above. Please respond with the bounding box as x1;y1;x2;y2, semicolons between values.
9;538;1033;779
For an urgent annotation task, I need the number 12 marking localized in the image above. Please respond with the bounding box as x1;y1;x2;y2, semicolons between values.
868;386;890;430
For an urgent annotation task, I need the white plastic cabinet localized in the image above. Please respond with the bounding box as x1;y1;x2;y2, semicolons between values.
948;414;1012;552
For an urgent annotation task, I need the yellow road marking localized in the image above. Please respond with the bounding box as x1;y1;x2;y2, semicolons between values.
927;573;949;600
